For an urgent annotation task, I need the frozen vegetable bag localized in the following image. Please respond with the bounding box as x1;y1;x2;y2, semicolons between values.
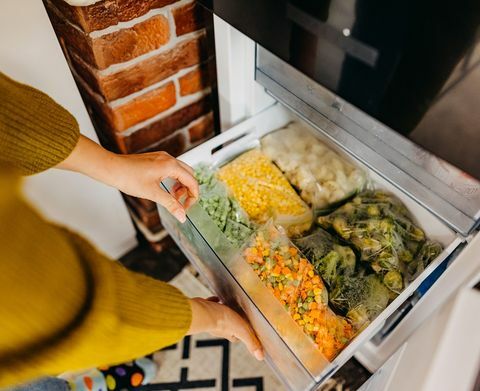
261;123;366;214
217;149;313;236
294;228;391;330
317;191;443;293
194;164;254;248
243;222;354;360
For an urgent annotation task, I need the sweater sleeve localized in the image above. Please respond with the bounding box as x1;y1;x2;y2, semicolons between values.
0;72;80;175
0;166;191;387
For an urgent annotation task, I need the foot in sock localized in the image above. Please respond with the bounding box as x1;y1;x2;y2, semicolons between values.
64;355;157;390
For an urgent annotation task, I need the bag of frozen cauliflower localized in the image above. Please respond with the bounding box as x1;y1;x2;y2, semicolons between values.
261;123;366;215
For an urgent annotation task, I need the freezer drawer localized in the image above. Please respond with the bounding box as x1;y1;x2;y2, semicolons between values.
158;103;462;390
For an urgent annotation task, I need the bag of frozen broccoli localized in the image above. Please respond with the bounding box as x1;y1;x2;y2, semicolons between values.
330;274;391;330
294;228;356;288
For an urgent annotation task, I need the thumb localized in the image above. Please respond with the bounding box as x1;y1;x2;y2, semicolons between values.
155;187;187;223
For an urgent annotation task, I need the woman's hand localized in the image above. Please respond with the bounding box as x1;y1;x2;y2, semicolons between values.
107;151;198;223
188;297;264;361
57;135;198;223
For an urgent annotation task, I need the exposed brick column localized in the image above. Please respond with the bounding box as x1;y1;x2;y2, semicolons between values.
44;0;217;251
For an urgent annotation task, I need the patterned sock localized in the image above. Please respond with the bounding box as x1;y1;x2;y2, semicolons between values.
66;355;157;391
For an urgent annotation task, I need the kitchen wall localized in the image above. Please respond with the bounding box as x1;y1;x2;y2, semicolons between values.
43;0;218;251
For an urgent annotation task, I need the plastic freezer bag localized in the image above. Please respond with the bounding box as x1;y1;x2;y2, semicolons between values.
194;164;254;248
294;228;356;288
317;190;443;293
242;222;354;360
261;122;366;214
216;149;313;236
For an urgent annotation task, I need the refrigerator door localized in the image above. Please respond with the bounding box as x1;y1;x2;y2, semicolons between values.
158;103;463;390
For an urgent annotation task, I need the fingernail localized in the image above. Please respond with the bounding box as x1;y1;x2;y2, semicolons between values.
175;210;186;223
254;349;264;361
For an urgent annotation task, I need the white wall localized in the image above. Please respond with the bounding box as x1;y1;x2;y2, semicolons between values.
0;0;137;258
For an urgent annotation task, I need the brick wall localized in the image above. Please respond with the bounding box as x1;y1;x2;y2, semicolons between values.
44;0;217;251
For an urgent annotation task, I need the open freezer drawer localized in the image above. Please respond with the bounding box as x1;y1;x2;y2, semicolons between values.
158;103;463;390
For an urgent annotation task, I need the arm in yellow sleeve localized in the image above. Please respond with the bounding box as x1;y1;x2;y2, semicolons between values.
0;72;80;175
0;168;191;387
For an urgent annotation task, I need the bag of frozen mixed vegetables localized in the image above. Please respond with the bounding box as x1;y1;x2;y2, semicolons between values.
242;222;355;360
317;190;443;294
261;123;366;215
216;149;313;236
194;164;254;248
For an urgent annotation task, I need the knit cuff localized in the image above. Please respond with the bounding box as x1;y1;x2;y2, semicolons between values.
0;72;80;175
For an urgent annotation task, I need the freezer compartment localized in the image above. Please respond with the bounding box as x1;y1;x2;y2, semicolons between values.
159;103;461;389
158;204;318;390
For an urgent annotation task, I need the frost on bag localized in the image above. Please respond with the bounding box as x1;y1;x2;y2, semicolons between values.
317;190;443;294
261;123;366;214
242;222;354;360
216;149;313;236
194;164;254;248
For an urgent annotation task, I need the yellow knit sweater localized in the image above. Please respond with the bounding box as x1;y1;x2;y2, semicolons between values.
0;72;191;387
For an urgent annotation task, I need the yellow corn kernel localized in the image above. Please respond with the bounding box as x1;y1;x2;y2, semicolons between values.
308;270;314;278
313;288;322;295
217;150;310;223
293;313;301;320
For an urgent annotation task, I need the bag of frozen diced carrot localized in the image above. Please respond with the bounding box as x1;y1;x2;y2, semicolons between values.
242;222;355;360
216;149;313;237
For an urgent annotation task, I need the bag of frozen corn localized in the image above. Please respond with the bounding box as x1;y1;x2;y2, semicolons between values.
243;222;354;360
216;149;313;236
261;123;366;214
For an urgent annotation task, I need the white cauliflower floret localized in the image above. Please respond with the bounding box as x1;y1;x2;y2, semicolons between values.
261;122;366;209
